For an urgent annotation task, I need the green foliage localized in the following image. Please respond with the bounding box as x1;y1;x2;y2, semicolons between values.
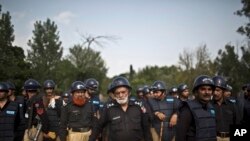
0;5;30;92
68;44;108;92
27;18;63;82
236;0;250;38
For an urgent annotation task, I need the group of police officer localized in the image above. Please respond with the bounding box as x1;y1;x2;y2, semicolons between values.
0;75;250;141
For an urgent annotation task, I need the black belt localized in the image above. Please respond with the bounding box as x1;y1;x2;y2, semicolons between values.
70;127;90;132
217;132;229;138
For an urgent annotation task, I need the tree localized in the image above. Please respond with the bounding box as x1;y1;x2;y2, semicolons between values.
27;18;63;82
0;5;30;91
214;44;242;94
235;0;250;39
68;44;108;92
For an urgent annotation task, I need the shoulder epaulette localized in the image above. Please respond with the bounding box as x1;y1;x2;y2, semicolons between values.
106;102;115;108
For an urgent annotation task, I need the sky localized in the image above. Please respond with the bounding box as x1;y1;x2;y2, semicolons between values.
1;0;247;77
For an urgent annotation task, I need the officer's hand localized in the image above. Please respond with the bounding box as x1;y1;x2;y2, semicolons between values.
156;112;166;121
43;132;56;139
169;113;177;127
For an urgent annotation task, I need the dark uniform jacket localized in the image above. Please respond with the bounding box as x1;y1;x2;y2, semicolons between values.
25;95;49;134
176;99;216;141
59;101;95;141
89;99;153;141
212;98;240;133
0;100;23;141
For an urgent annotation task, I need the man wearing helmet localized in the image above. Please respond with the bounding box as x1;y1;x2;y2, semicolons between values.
176;75;217;141
89;76;152;141
211;76;240;141
85;78;101;119
43;80;62;141
23;79;50;141
148;80;178;141
0;82;23;141
59;81;96;141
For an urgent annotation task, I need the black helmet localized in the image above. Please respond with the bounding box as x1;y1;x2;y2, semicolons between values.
152;80;166;91
178;83;189;93
24;79;41;90
136;85;144;94
85;78;99;90
110;76;131;92
43;80;56;89
62;91;70;97
192;75;214;92
71;81;86;93
0;82;8;92
212;76;227;90
142;85;150;95
169;86;178;94
6;81;16;90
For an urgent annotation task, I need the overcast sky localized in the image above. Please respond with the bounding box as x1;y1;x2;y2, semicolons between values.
1;0;247;77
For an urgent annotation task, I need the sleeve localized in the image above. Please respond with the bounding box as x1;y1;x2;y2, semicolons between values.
59;105;69;141
148;98;159;112
141;107;153;141
175;104;193;141
35;99;49;134
89;106;108;141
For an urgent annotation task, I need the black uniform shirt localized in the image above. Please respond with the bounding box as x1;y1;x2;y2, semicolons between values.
89;99;152;141
25;95;49;133
212;98;240;132
60;101;95;141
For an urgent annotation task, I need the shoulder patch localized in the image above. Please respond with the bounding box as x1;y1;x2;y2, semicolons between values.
93;100;100;105
229;99;236;103
6;110;15;115
106;102;115;108
166;98;174;102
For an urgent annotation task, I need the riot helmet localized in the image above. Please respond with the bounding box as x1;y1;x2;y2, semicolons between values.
71;81;86;93
110;76;131;92
5;82;16;90
152;80;167;91
24;79;41;90
43;80;56;89
0;82;9;92
178;83;188;93
85;78;99;91
212;76;227;90
192;75;214;93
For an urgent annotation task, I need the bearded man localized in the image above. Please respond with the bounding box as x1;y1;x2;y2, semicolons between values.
59;81;96;141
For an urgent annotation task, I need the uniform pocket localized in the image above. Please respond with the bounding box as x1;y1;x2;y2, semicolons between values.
69;110;81;122
111;117;123;131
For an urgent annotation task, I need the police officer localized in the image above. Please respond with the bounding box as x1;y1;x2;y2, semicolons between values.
59;81;95;141
176;75;217;141
43;80;62;141
148;80;178;141
61;90;71;106
211;76;240;141
85;78;101;118
169;86;178;98
6;82;26;141
224;84;233;98
242;84;250;127
89;76;152;141
23;79;50;141
136;85;144;100
0;82;23;141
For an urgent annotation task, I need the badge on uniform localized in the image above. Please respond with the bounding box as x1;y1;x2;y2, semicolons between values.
35;103;40;108
210;109;215;116
6;110;15;115
37;108;44;115
19;104;23;107
25;113;29;118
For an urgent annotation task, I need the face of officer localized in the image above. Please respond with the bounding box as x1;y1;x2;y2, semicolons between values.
0;90;8;101
113;86;129;105
136;91;144;99
195;85;213;104
213;87;224;101
45;88;54;98
180;89;189;99
26;90;37;99
7;89;15;97
72;90;87;106
224;90;231;98
153;90;165;100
